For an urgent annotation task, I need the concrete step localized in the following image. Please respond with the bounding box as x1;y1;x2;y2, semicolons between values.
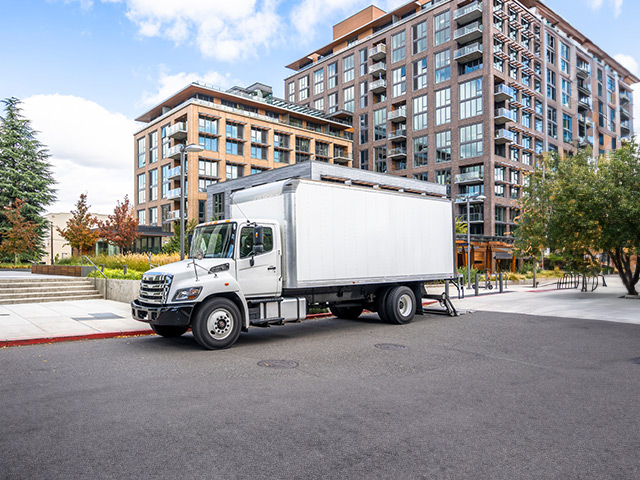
0;285;98;294
0;293;104;305
0;289;102;300
0;281;96;289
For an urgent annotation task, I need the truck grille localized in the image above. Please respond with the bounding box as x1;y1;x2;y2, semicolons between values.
139;273;173;304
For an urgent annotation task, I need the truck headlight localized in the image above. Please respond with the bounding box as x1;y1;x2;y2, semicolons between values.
173;287;202;301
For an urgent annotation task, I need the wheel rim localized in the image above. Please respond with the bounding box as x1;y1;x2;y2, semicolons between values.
207;308;234;340
398;293;413;317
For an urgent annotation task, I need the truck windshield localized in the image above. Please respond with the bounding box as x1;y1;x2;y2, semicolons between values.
190;223;236;259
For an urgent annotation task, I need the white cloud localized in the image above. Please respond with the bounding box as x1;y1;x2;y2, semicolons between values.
612;0;623;17
140;69;234;108
587;0;604;9
586;0;623;16
22;94;136;215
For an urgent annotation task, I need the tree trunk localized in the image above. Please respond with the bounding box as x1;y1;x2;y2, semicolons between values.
608;249;639;296
14;252;17;267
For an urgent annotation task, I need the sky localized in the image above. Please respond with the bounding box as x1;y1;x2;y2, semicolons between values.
1;0;639;215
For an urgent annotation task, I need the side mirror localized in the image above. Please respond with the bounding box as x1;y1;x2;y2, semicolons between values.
252;226;264;255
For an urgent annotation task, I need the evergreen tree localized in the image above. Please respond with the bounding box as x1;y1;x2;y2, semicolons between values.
0;97;56;258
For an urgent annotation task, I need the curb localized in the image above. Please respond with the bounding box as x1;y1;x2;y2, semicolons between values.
1;329;154;348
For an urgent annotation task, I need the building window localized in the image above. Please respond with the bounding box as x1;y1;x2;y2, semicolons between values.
314;69;324;95
225;164;242;180
161;125;170;159
609;107;615;132
274;133;289;148
413;20;427;54
494;166;505;182
288;82;295;102
359;113;369;144
199;135;218;152
226;122;243;140
414;173;428;182
199;159;218;178
435;50;451;83
137;137;145;168
359;48;368;76
436;168;451;186
274;150;289;164
459;123;483;159
343;54;355;83
413;94;428;131
435;88;451;126
374;146;387;173
315;141;330;158
226;140;243;156
161;205;171;232
148;131;158;164
250;145;268;160
199;116;217;135
495;184;505;197
413;58;428;90
413;135;428;167
161;164;170;199
436;130;451;162
392;66;406;98
344;85;355;112
547;107;558;139
137;209;146;226
359;81;368;108
561;78;571;108
547;69;556;101
546;33;555;65
148;207;158;226
149;169;158;202
391;30;406;63
459;78;482;119
328;62;338;89
434;11;450;46
359;150;369;170
328;92;338;113
295;137;310;153
374;108;387;140
313;98;324;110
137;173;145;204
560;43;570;74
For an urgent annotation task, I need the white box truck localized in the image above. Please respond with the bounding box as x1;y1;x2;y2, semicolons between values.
131;179;457;349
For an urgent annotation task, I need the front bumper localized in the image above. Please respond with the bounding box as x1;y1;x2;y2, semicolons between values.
131;299;196;326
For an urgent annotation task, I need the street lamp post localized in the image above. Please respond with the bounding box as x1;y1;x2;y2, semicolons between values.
464;193;486;288
179;143;204;260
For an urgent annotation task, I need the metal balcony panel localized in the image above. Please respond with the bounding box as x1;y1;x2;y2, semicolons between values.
369;44;387;61
167;122;187;140
387;147;407;159
370;79;387;93
454;43;483;62
494;108;516;124
494;84;515;102
455;171;484;183
453;21;483;43
454;1;483;24
388;107;407;122
369;62;387;75
495;129;516;143
388;129;407;140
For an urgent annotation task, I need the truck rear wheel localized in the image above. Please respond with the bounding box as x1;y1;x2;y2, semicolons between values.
376;288;391;322
151;324;189;338
192;298;242;350
384;286;416;325
329;305;363;319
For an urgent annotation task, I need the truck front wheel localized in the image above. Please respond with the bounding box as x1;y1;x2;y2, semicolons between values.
329;305;363;319
192;298;242;350
151;324;189;338
384;286;416;325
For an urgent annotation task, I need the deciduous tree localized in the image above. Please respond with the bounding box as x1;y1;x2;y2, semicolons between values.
0;198;38;266
97;195;139;253
57;193;100;257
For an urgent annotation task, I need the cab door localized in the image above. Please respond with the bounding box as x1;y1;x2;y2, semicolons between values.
236;224;281;297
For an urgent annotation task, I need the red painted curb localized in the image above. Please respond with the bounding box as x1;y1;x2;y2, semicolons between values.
2;329;154;348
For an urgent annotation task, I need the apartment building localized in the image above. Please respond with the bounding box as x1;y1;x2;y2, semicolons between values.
133;82;353;249
284;0;637;244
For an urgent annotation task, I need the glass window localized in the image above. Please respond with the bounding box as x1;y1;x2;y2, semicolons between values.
547;107;558;139
413;94;428;131
413;20;427;54
137;137;145;168
288;82;295;102
392;66;406;98
239;226;273;258
392;31;406;63
359;81;368;108
359;48;368;76
459;123;483;159
343;54;355;83
359;113;369;144
459;78;482;119
434;11;450;46
225;164;242;179
274;150;289;164
314;98;324;111
561;78;571;108
328;62;338;89
314;69;324;95
374;146;387;173
148;169;158;202
374;108;387;140
413;135;428;167
435;88;451;126
435;50;451;83
436;130;451;162
137;173;145;204
298;75;309;101
344;85;355;112
560;43;570;74
359;149;369;170
328;92;338;113
413;58;428;90
226;140;243;156
547;69;556;101
148;131;158;164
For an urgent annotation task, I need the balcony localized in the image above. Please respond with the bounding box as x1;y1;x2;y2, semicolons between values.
369;62;386;76
576;64;590;79
387;147;407;159
577;82;591;96
459;212;484;222
454;42;483;62
166;166;181;180
369;43;387;61
494;108;516;124
455;171;484;184
495;129;516;143
620;104;631;120
620;90;632;104
388;128;407;140
166;144;184;160
370;78;387;93
454;1;483;24
167;122;187;140
578;114;593;127
494;84;515;102
333;151;352;164
388;107;407;122
166;188;182;200
578;97;592;111
453;21;483;43
621;120;631;134
577;136;594;147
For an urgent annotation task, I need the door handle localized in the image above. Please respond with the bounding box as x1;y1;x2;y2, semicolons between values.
268;266;276;271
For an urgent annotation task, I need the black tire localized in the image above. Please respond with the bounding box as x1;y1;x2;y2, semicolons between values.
375;288;392;322
151;324;189;338
192;298;242;350
384;286;416;325
329;305;363;319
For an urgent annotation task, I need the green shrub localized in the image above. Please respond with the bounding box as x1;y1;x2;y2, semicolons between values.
57;252;180;272
87;268;144;280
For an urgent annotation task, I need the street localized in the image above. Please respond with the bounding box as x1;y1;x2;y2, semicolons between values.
2;310;639;480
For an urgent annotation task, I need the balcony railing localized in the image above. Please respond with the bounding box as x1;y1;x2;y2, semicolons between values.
453;21;483;42
620;90;632;104
388;147;407;158
454;42;483;62
494;84;515;101
389;128;407;140
454;1;483;23
455;171;484;183
167;122;187;139
458;213;484;222
166;188;182;200
388;107;407;122
370;79;387;93
333;151;353;163
166;144;183;160
166;166;181;179
578;97;592;110
494;108;516;124
495;129;516;143
369;62;386;75
369;44;387;61
577;63;590;78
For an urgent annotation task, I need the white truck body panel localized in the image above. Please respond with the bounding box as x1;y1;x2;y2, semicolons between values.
231;179;455;289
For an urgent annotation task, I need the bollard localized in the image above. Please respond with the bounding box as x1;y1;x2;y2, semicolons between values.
474;273;479;296
499;273;504;293
123;265;127;275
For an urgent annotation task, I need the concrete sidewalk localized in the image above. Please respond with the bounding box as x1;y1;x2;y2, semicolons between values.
0;273;637;347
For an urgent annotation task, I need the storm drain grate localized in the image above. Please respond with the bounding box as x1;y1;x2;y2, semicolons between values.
375;343;408;351
630;357;640;365
257;360;299;369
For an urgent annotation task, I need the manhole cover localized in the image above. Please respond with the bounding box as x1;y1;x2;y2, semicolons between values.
257;359;299;369
375;343;408;351
630;357;640;365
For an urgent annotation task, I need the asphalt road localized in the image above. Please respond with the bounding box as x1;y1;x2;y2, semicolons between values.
2;311;639;480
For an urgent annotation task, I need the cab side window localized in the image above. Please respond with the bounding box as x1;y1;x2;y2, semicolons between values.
239;226;273;258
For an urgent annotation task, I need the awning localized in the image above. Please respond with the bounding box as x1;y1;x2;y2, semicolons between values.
494;252;513;260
